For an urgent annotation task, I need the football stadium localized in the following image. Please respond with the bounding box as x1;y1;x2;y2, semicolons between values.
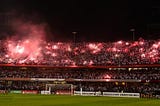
0;39;160;106
0;0;160;106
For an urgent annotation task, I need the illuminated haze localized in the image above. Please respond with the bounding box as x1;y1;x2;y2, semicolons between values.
4;18;48;63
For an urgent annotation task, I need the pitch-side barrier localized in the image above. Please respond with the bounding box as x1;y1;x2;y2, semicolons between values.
74;91;140;98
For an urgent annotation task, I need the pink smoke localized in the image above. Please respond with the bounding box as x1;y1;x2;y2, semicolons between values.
5;19;47;63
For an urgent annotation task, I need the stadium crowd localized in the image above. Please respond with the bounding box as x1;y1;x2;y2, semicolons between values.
76;82;160;93
0;39;160;94
0;67;160;93
0;68;160;80
0;39;159;66
0;80;159;94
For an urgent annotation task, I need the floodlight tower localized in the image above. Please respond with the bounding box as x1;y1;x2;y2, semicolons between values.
72;31;77;43
130;29;135;41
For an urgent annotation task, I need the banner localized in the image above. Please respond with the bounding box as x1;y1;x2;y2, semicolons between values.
0;90;6;94
22;90;38;94
103;92;140;98
74;91;140;98
10;90;22;94
41;91;51;94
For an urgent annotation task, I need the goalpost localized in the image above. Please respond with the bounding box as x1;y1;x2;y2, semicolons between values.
45;83;74;95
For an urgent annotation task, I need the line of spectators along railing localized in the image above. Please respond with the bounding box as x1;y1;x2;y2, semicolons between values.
0;80;159;93
1;68;160;80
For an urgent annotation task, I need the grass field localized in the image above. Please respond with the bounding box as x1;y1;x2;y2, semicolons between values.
0;94;160;106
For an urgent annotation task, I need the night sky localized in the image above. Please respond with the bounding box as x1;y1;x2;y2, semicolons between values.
0;0;159;42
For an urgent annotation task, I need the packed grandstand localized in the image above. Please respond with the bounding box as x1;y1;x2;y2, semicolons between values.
0;39;160;98
0;38;159;66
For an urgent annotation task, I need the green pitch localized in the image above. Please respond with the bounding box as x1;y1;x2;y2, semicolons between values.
0;94;160;106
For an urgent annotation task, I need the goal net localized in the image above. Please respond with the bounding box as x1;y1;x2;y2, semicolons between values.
45;83;74;95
